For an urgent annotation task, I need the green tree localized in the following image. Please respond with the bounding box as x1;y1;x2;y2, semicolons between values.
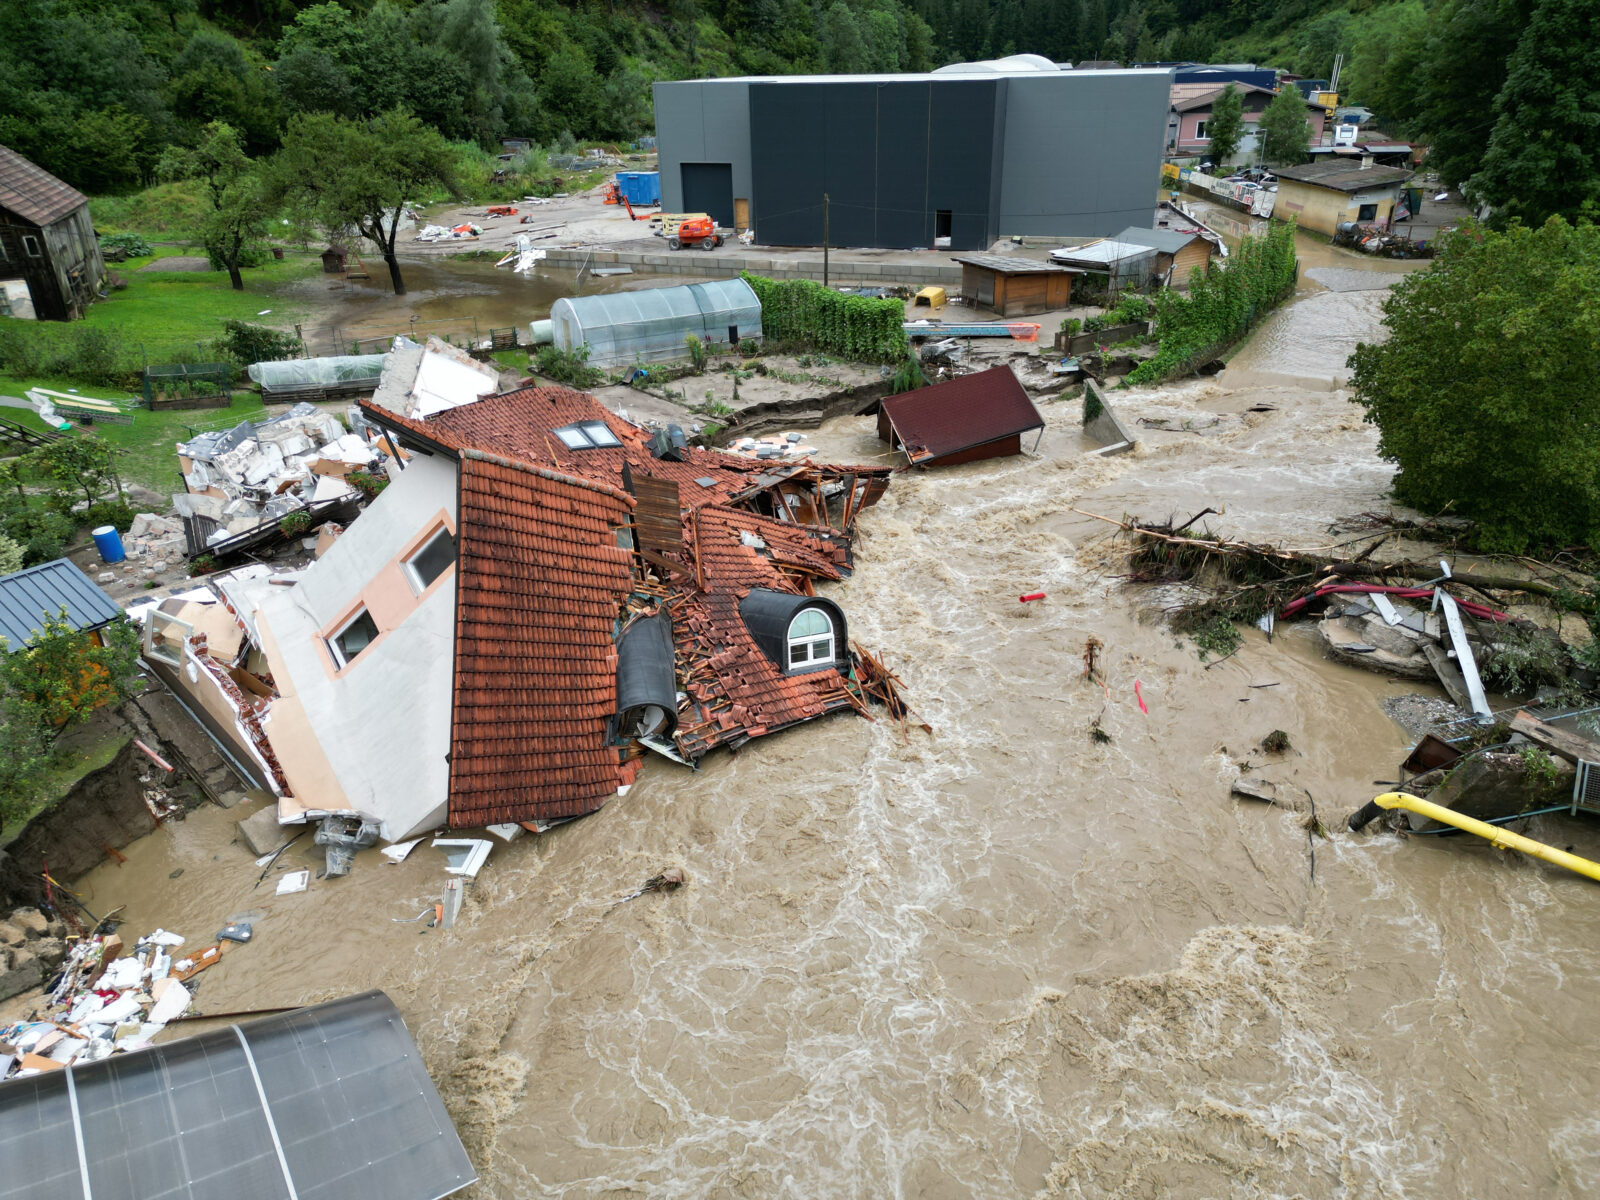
0;533;23;575
1258;87;1312;166
0;612;143;739
165;121;272;291
1347;219;1600;552
820;3;869;72
1205;83;1244;166
274;107;458;295
28;435;123;513
1471;0;1600;228
1409;0;1531;190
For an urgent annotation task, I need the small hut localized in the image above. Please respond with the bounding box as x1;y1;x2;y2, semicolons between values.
321;245;350;274
950;255;1076;317
0;144;106;322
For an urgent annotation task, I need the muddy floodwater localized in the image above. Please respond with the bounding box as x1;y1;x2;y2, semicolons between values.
56;246;1600;1198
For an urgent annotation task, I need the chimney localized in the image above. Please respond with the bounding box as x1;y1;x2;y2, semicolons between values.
1360;154;1374;170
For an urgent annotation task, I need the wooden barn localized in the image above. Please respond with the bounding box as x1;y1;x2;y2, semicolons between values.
951;254;1076;317
1117;225;1217;287
0;144;106;322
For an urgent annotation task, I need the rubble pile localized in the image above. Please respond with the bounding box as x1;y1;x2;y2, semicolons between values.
0;916;247;1079
725;432;819;460
173;403;384;546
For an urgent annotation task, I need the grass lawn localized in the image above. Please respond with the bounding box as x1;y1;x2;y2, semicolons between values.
84;248;320;361
0;725;130;847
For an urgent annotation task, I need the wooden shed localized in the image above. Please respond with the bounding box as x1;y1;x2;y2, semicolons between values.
0;144;106;322
1116;225;1217;287
951;254;1075;317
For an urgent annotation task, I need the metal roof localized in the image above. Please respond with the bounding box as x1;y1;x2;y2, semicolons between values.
0;558;122;650
0;990;477;1200
880;365;1044;463
0;143;89;227
1116;226;1206;254
1050;239;1158;268
950;254;1076;275
1274;160;1415;191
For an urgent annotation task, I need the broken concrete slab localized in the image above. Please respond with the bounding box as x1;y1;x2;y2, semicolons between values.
10;907;49;938
0;945;42;1002
237;805;290;857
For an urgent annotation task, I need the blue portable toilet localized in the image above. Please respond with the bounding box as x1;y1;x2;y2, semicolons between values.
92;525;126;563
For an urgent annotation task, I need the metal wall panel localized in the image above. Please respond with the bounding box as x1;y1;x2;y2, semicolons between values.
998;70;1173;237
654;80;752;215
680;163;735;227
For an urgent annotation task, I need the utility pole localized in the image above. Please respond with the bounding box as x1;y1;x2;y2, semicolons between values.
822;193;830;289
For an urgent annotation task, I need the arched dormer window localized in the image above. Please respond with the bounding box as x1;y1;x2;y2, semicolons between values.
787;608;834;669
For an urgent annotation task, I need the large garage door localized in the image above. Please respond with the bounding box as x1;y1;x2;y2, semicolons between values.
681;162;734;228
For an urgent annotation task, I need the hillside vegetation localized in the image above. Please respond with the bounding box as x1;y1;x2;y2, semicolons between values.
0;0;1590;222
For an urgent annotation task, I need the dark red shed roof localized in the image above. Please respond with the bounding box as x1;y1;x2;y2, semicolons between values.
878;365;1045;465
0;144;89;226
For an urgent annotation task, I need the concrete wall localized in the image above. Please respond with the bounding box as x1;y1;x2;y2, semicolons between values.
654;79;753;217
1275;179;1403;236
998;70;1172;238
255;453;460;840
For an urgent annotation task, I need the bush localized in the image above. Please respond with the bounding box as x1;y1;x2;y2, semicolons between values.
1348;219;1600;553
84;500;136;533
741;273;907;363
347;470;389;501
98;231;153;259
205;241;272;272
211;320;303;368
0;533;22;575
534;343;605;388
1127;221;1299;386
1060;317;1082;335
279;510;313;537
0;323;143;388
684;333;706;370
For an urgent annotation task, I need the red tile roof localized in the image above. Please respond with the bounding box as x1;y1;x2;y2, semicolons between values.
361;386;900;813
879;365;1045;464
448;451;637;825
0;144;88;226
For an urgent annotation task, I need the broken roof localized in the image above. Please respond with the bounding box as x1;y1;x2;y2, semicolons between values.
1117;225;1210;254
0;990;476;1200
0;558;122;650
0;143;88;227
449;451;637;825
879;365;1045;465
1273;160;1415;190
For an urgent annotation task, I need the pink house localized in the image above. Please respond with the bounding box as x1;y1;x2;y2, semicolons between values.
1166;83;1327;163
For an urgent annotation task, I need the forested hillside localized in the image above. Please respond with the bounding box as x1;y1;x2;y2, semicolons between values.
0;0;1589;218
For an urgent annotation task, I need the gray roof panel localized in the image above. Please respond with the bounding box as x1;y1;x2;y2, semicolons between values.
0;558;123;650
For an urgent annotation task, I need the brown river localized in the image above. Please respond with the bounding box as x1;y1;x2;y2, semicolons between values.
53;234;1600;1197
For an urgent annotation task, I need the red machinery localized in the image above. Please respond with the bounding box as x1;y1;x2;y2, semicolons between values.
669;216;723;251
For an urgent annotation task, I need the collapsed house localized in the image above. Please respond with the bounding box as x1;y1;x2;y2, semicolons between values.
145;386;895;841
878;365;1046;468
174;402;381;554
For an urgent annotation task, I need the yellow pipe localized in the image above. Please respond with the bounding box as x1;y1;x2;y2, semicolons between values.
1373;792;1600;884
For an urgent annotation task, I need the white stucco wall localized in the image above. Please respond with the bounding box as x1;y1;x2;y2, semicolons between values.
256;453;460;840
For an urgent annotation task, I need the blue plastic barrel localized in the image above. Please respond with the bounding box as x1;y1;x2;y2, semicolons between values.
92;525;125;564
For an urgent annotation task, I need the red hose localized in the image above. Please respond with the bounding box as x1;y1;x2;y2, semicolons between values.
1279;583;1508;622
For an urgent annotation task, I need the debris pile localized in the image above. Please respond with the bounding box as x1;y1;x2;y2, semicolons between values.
174;402;383;545
1;917;247;1080
725;432;819;460
414;223;482;242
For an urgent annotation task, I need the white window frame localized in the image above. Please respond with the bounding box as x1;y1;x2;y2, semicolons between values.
403;525;456;594
553;421;622;450
1194;120;1209;140
327;606;380;669
786;608;835;671
21;234;42;258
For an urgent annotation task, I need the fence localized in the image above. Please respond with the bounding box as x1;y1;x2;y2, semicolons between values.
144;362;235;410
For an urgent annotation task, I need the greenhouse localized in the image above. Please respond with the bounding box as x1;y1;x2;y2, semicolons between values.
547;279;762;367
248;354;387;402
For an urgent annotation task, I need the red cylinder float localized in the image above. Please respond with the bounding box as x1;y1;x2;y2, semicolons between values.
1019;592;1046;603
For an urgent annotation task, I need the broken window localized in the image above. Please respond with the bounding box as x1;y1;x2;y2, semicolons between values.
787;607;834;670
554;421;622;450
405;526;456;593
22;234;41;257
328;607;380;668
1357;203;1378;221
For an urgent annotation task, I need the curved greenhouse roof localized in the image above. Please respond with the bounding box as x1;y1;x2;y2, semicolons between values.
549;279;762;367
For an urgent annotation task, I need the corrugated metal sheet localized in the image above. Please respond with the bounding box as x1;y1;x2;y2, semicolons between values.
0;144;89;227
951;254;1075;276
1049;239;1155;268
0;558;122;650
1117;226;1204;254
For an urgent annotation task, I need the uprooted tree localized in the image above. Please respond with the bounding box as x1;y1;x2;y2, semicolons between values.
1347;218;1600;553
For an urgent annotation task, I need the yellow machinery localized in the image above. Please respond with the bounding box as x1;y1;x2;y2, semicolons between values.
1370;792;1600;883
649;212;712;239
912;286;946;309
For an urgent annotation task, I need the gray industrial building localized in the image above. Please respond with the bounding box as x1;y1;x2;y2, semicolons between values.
653;59;1172;252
